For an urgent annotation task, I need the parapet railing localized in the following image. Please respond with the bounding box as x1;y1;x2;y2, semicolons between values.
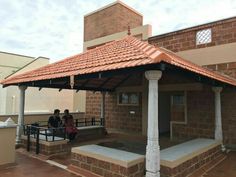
23;125;66;154
22;117;104;154
29;117;104;128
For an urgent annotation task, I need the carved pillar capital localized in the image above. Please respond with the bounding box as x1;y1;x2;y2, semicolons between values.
145;70;162;81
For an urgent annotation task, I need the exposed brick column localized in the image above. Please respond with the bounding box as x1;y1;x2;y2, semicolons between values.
145;70;162;177
100;92;105;126
16;85;27;144
212;87;225;151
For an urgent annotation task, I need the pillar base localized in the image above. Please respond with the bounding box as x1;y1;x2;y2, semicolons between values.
16;139;21;145
146;171;160;177
221;144;226;152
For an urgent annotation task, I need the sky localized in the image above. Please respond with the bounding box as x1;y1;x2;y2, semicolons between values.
0;0;236;63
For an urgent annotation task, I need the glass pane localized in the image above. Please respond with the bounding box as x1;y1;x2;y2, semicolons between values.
172;95;184;105
120;93;129;104
129;93;139;104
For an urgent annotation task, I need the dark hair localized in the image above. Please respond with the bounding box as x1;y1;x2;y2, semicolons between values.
64;109;69;114
54;109;60;114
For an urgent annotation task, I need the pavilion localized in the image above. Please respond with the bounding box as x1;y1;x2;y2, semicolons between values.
1;35;236;177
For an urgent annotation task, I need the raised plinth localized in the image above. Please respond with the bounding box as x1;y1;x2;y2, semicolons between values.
160;138;222;177
70;145;145;177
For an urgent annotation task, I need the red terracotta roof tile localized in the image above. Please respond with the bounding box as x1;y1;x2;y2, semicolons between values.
1;36;236;87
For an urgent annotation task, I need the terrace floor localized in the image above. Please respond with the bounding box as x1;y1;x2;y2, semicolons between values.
0;152;79;177
1;133;236;177
1;150;236;177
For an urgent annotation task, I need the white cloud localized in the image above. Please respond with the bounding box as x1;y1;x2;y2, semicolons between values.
0;0;235;63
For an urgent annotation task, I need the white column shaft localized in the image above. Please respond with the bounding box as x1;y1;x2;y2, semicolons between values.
145;70;162;177
213;87;223;141
16;86;27;144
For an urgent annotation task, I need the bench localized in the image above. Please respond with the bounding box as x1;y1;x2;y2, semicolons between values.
76;126;106;141
160;138;222;177
70;145;145;177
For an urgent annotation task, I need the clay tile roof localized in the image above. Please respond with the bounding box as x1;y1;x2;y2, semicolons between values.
1;36;236;87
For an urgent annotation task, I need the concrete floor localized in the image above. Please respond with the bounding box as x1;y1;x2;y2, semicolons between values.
0;152;79;177
203;151;236;177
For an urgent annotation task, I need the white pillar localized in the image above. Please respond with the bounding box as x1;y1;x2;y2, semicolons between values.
100;92;105;126
16;85;27;144
212;87;225;151
145;70;162;177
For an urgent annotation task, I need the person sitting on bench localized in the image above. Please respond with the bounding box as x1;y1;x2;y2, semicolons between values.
48;109;63;136
62;109;78;141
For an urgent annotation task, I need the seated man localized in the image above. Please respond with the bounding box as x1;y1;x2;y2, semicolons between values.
48;109;62;133
62;109;78;141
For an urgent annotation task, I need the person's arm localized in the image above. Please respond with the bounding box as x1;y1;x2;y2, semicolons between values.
48;116;53;128
57;116;63;127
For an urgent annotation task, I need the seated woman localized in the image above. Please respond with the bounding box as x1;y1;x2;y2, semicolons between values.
62;109;78;141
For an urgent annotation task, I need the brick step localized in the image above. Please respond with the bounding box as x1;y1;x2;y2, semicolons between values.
188;153;226;177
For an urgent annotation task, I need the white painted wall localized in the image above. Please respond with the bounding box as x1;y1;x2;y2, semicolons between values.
0;52;85;115
177;42;236;66
0;85;7;115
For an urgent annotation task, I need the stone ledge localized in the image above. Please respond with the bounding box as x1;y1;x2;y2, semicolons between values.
160;141;222;177
160;138;221;168
71;145;145;177
72;145;144;168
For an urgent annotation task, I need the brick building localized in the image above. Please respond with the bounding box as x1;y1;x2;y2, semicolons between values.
84;2;236;147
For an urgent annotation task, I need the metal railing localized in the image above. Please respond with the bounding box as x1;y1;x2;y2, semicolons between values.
23;125;66;154
75;117;103;127
22;117;104;154
30;117;103;128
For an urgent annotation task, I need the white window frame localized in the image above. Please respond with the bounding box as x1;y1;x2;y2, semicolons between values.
117;92;140;106
196;28;212;45
170;91;188;140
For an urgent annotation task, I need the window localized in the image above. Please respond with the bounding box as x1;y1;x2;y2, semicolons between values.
172;94;185;105
196;28;212;45
118;92;139;105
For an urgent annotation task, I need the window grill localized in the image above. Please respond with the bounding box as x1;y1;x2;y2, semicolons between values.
196;28;212;45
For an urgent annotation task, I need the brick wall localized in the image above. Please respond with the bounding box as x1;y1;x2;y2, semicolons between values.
84;3;142;41
148;17;236;52
161;145;222;177
221;88;236;145
204;61;236;78
172;86;215;140
86;91;142;133
204;62;236;145
21;137;69;156
70;153;145;177
170;84;236;145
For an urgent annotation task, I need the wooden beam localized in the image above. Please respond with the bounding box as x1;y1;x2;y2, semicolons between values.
98;77;112;88
80;79;90;87
159;83;203;91
112;75;131;90
30;83;114;92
